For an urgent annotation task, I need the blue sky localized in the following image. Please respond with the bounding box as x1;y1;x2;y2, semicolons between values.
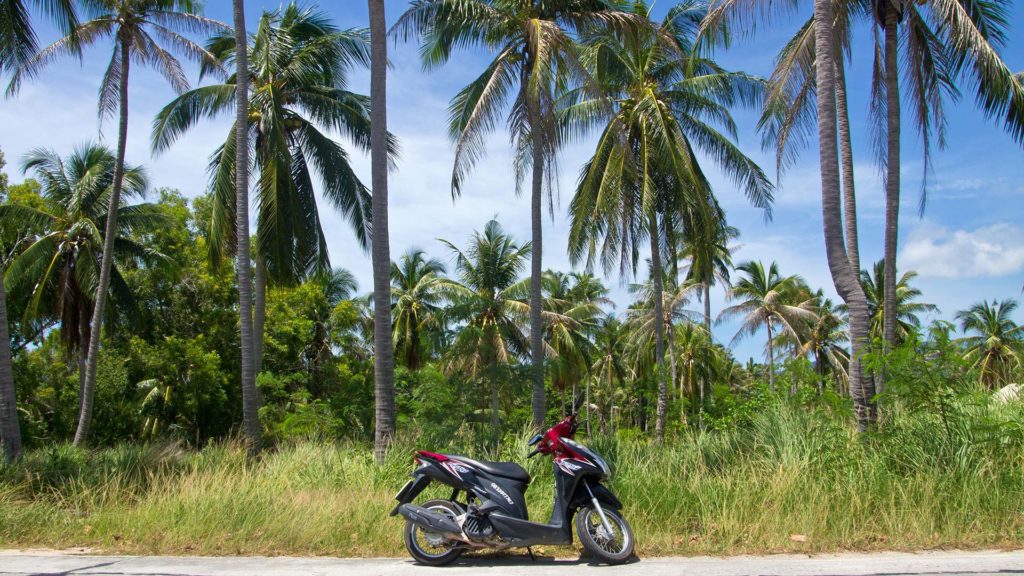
1;0;1022;362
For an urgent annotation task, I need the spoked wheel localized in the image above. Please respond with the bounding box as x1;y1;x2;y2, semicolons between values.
575;505;635;564
402;499;465;566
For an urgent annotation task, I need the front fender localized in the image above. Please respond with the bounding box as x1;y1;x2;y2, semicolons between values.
570;480;623;511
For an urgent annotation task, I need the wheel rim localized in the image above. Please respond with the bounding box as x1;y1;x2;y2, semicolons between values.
410;504;459;559
582;508;631;556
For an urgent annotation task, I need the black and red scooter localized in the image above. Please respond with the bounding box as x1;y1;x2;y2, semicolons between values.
390;393;634;565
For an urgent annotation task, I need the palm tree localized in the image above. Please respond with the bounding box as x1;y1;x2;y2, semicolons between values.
719;261;816;392
0;0;77;73
872;0;1024;354
590;314;628;435
7;0;225;446
368;0;395;462
673;322;715;423
304;268;359;384
391;249;447;371
231;0;258;458
858;260;937;344
440;219;530;437
152;5;376;383
0;144;159;400
569;0;772;440
681;221;738;333
0;252;17;461
796;290;849;395
394;0;635;430
955;299;1023;389
810;0;875;430
526;271;609;425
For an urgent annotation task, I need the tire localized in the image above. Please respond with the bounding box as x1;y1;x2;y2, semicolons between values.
402;499;465;566
575;505;635;564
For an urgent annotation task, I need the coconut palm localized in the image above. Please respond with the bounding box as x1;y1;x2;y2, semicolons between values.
152;4;375;353
394;0;636;429
0;144;166;437
0;251;17;461
368;0;395;462
569;0;772;440
440;219;531;437
228;0;258;457
872;0;1024;354
590;314;629;435
7;0;226;446
0;0;77;73
955;299;1023;389
304;268;359;385
857;260;937;344
681;221;738;333
719;261;816;392
391;249;447;371
673;322;715;422
796;290;849;394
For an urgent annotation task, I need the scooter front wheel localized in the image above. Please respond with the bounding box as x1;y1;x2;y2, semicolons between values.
402;499;465;566
576;505;635;564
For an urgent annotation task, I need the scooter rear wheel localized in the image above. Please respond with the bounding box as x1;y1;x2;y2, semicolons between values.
576;505;635;564
402;499;465;566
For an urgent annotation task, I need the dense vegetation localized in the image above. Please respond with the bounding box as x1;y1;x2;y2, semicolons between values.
1;0;1023;557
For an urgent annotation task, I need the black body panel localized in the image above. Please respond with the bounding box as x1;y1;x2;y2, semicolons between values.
440;455;530;482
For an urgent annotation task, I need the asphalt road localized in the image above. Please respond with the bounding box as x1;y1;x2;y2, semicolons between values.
2;550;1023;576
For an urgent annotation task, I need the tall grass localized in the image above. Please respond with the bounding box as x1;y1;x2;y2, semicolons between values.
3;400;1024;556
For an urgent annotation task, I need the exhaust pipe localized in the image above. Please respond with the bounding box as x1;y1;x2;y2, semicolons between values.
397;503;463;537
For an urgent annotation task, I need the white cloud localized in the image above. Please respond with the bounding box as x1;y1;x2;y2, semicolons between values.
901;222;1024;279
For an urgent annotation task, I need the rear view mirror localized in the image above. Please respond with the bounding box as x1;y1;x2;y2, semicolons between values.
527;433;543;446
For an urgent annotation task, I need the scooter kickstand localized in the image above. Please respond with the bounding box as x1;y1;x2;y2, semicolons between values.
527;547;537;562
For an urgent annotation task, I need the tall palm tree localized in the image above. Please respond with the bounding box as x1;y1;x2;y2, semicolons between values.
391;249;447;371
858;260;936;344
719;261;816;392
955;299;1023;389
681;221;738;333
394;0;635;430
440;219;530;437
0;144;159;406
7;0;226;446
569;0;772;440
0;0;77;73
152;5;376;382
872;0;1024;354
368;0;395;462
0;250;17;461
672;321;714;422
231;0;258;458
810;0;875;430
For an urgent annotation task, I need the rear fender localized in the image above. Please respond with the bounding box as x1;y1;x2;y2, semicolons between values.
389;458;459;516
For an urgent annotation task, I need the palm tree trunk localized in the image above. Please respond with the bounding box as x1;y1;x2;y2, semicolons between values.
766;318;775;393
528;94;546;431
835;55;860;273
812;0;873;431
233;0;261;459
703;284;712;334
0;269;21;462
369;0;396;463
649;214;667;442
881;4;901;399
666;316;681;427
78;305;88;416
74;36;131;446
253;254;266;376
490;371;500;439
703;283;713;404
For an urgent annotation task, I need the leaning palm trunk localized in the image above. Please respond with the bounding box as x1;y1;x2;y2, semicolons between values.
812;0;873;431
881;5;901;398
233;0;261;459
835;56;860;273
528;95;546;430
74;37;130;446
0;269;21;462
649;216;668;442
369;0;396;463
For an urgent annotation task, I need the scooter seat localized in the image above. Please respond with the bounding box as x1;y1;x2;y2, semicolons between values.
444;455;530;482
